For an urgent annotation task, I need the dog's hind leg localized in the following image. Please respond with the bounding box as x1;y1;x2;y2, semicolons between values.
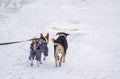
59;50;64;67
59;55;64;67
63;53;66;63
55;54;58;67
55;49;59;67
37;61;39;66
31;58;33;67
37;61;41;66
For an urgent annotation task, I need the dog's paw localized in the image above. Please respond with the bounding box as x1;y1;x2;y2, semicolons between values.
59;62;61;67
63;61;65;63
40;61;42;64
31;63;33;67
55;65;58;67
63;60;65;63
43;57;46;61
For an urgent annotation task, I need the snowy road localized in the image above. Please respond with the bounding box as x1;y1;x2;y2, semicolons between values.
0;0;120;79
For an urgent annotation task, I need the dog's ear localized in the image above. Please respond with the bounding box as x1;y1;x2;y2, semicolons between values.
56;32;60;35
45;33;49;44
65;33;70;36
40;33;44;37
56;32;65;35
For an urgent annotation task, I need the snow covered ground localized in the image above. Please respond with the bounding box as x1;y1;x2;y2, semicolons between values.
0;0;120;79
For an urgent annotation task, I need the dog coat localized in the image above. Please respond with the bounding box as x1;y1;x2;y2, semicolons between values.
29;41;41;61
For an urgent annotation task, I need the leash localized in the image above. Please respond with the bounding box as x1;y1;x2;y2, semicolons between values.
0;38;39;45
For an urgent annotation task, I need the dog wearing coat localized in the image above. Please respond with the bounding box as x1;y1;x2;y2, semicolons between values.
29;33;49;67
51;32;70;67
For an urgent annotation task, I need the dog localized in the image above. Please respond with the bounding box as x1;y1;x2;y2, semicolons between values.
29;33;49;67
51;32;70;67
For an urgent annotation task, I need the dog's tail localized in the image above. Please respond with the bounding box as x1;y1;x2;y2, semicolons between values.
51;38;60;45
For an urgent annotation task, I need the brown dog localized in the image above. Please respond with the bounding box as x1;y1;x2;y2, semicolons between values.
51;32;70;67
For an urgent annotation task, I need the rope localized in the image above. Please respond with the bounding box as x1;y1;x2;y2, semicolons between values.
0;38;39;45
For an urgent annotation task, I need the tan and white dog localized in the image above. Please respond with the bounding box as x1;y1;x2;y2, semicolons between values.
51;32;70;67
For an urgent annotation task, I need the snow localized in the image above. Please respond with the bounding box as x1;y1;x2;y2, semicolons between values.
0;0;120;79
